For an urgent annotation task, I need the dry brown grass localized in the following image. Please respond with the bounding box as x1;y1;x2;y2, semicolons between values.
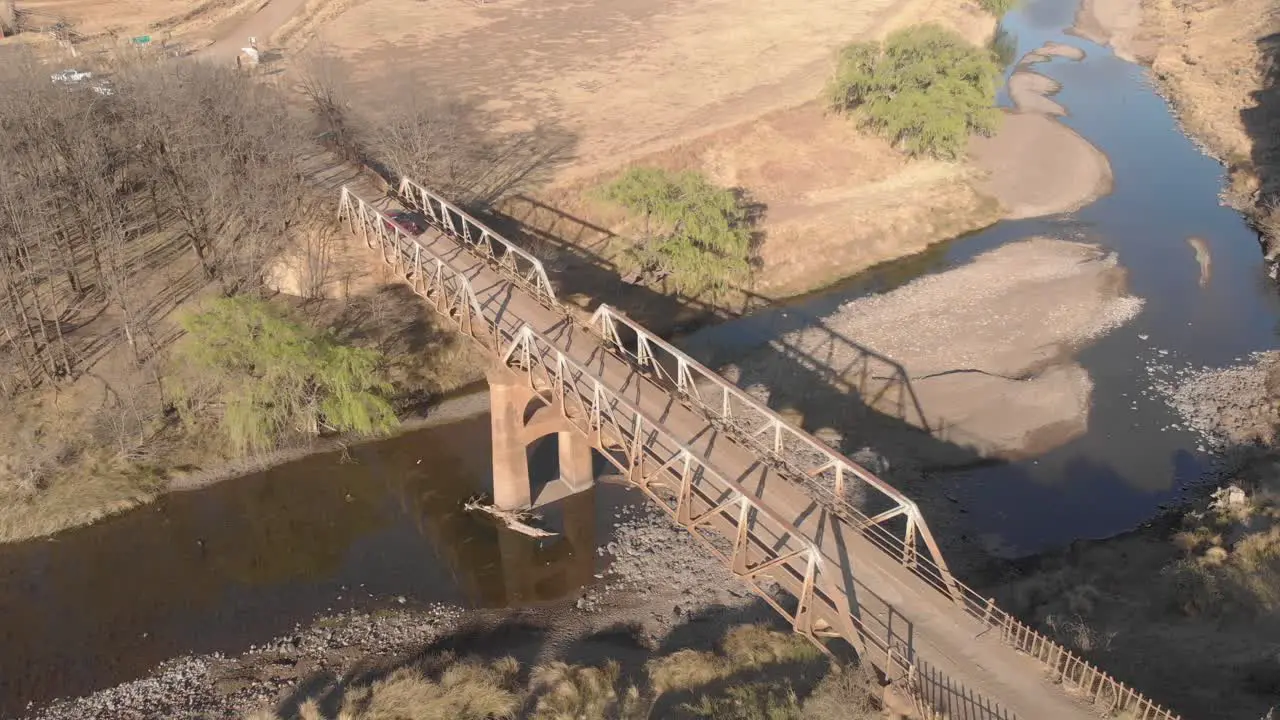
1164;486;1280;617
994;461;1280;720
529;660;645;720
799;667;880;720
648;625;823;696
247;624;870;720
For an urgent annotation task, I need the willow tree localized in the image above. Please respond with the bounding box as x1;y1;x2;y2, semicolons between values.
177;297;397;454
600;167;753;296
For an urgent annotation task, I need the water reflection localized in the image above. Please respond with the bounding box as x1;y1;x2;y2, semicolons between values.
681;0;1280;556
0;414;625;716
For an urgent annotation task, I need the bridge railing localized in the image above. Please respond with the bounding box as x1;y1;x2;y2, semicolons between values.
397;178;558;307
501;322;1021;718
589;303;960;598
337;182;1182;720
338;186;494;346
588;303;1182;720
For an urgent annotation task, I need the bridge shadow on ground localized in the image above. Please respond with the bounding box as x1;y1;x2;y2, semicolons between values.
271;605;839;720
483;196;1012;555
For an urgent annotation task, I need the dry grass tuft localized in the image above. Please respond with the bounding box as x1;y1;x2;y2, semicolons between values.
0;448;163;543
647;649;731;696
360;659;521;720
800;666;879;720
1162;488;1280;617
648;625;824;699
721;625;822;669
530;660;648;720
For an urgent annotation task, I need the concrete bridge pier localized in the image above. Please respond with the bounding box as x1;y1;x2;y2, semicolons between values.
488;366;595;510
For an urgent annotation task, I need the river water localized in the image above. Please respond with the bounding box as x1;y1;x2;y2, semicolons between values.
682;0;1280;556
0;416;637;716
3;0;1278;715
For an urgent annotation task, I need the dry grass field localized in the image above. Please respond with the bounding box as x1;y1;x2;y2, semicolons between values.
0;0;1008;542
273;0;1000;301
10;0;1004;302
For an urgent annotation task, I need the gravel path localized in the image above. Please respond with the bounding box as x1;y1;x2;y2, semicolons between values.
19;498;763;720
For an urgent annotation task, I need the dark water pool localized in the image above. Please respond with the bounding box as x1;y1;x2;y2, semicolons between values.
680;0;1280;557
0;414;638;717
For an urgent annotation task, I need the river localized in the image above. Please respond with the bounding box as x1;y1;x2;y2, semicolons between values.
0;415;638;717
681;0;1280;557
3;0;1278;715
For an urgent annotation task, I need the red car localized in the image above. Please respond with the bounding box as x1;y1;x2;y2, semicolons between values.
382;210;427;236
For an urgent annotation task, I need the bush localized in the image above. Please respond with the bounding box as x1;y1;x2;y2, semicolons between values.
827;24;1002;159
600;167;754;295
978;0;1018;16
177;297;398;454
801;667;879;720
685;681;803;720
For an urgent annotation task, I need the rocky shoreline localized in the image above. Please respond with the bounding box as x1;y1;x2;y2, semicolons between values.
18;501;764;720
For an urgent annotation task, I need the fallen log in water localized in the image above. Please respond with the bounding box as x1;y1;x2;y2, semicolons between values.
463;498;558;538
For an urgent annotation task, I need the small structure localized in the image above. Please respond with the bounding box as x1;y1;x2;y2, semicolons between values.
238;47;260;67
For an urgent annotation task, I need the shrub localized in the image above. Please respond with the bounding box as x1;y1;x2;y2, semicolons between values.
978;0;1018;16
531;661;648;720
801;667;879;720
176;297;398;454
827;24;1002;159
600;167;754;295
685;681;803;720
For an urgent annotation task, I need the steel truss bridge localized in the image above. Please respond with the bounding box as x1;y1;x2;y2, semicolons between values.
336;177;1180;720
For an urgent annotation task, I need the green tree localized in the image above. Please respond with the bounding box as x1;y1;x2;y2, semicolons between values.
978;0;1018;16
177;297;398;454
600;167;754;296
827;24;1002;159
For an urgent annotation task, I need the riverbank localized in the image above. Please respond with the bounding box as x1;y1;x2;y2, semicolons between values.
1092;0;1280;273
0;283;489;545
15;499;840;719
986;350;1280;720
702;238;1143;461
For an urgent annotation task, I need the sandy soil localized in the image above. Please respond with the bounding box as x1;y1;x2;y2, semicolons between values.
971;43;1116;220
720;238;1145;461
301;0;994;185
1137;0;1279;195
1071;0;1158;63
264;0;1013;303
510;101;1003;306
1008;70;1067;116
14;0;265;39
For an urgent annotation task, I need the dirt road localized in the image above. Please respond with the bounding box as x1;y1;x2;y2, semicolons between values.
199;0;308;63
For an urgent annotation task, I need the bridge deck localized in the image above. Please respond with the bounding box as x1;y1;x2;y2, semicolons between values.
376;216;1097;720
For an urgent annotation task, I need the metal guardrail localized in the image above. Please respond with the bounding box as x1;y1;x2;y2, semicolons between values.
503;323;1024;719
338;182;1183;720
338;186;493;346
397;178;558;306
589;302;1182;720
590;303;960;598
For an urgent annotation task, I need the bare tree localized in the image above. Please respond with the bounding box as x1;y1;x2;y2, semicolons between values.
368;91;573;209
1;1;16;37
297;43;366;161
114;59;308;292
0;47;312;393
